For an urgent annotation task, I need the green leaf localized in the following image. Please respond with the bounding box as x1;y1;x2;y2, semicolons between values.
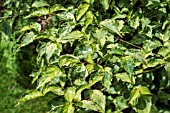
113;96;129;111
132;96;152;113
81;11;93;32
100;19;122;37
20;32;37;48
102;67;112;89
20;22;41;32
50;4;66;13
121;56;135;75
99;0;110;11
165;62;170;77
64;87;76;103
77;100;99;112
84;52;94;64
37;66;61;89
76;4;90;21
43;86;64;95
58;54;80;67
32;1;50;8
16;90;44;106
129;16;140;29
114;72;133;84
58;31;84;43
45;42;58;62
158;40;170;57
63;104;75;113
90;90;106;113
25;7;50;18
129;86;151;104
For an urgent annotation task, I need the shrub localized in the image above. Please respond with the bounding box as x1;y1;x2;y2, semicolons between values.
15;0;170;112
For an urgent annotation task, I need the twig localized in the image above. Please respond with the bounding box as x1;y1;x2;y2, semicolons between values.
115;37;141;49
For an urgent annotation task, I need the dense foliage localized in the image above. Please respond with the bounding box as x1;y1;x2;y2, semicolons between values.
1;0;170;112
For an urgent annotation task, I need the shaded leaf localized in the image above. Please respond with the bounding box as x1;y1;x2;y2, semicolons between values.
121;56;135;75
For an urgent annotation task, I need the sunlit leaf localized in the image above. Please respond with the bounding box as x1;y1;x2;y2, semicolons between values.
100;19;122;37
20;22;41;32
64;87;76;103
25;7;50;18
16;90;44;106
43;86;64;95
50;4;66;13
76;4;90;21
37;66;61;89
58;31;84;43
63;104;75;113
99;0;110;11
20;32;37;48
129;86;151;104
45;42;58;62
32;1;50;8
84;52;94;64
90;90;106;113
114;72;133;84
81;11;93;32
58;54;80;67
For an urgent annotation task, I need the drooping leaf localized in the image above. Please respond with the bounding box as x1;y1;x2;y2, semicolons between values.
16;90;44;106
45;42;58;62
76;4;90;21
